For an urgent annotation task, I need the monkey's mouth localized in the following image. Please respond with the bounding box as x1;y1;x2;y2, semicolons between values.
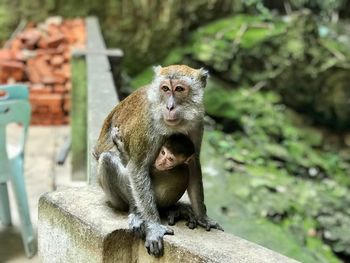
164;118;181;126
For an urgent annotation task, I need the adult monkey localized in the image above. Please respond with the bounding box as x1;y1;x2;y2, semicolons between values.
94;65;222;257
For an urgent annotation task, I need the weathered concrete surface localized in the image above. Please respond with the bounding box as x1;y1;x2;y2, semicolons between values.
86;17;119;185
38;187;299;263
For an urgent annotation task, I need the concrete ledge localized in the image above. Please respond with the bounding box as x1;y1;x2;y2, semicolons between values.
38;187;299;263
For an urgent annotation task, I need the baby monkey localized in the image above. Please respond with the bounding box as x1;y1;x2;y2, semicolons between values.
112;127;197;226
113;127;194;169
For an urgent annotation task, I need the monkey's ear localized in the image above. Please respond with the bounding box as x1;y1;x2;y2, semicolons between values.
198;68;209;87
153;65;162;76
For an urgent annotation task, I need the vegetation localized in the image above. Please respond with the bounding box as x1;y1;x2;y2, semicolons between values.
203;82;350;262
0;0;235;74
188;12;350;129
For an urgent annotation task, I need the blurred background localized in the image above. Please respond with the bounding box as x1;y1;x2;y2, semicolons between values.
0;0;350;262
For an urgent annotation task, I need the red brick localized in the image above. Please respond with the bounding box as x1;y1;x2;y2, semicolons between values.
34;56;56;84
63;94;71;112
30;93;63;114
0;49;12;60
47;24;62;36
11;68;24;81
73;27;86;46
1;17;86;124
31;111;69;125
0;70;8;83
26;58;42;83
30;84;53;94
51;54;64;66
47;34;65;48
38;38;48;49
0;60;24;70
10;38;24;51
36;48;63;56
53;84;66;94
19;29;41;49
63;50;71;61
0;60;25;82
64;82;72;91
60;24;76;44
12;49;25;61
53;72;67;84
62;63;71;79
42;76;56;85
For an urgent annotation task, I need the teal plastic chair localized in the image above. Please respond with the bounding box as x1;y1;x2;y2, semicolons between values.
0;85;36;257
0;84;29;101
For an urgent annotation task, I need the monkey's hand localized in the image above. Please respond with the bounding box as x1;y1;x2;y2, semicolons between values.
145;222;174;257
197;216;224;232
112;127;130;160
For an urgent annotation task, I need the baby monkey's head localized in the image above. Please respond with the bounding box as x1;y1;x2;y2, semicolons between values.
155;133;195;171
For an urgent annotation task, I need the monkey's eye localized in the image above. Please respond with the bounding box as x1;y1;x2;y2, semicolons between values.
161;150;165;155
175;86;184;92
161;86;170;92
168;157;174;162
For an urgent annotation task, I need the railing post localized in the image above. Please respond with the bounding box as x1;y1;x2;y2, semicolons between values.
71;17;122;182
86;17;121;184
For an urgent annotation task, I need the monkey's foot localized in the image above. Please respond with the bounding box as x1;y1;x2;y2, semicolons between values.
197;215;224;232
145;222;174;257
166;203;197;229
128;213;145;238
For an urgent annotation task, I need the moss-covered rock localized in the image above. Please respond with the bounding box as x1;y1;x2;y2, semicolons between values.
188;11;350;129
202;79;350;260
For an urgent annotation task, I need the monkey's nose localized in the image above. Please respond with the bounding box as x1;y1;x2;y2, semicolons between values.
166;96;175;111
166;104;175;111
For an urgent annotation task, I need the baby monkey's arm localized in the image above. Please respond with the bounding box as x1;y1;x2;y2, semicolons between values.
111;127;130;166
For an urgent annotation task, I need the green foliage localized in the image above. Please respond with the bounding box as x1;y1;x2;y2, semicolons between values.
200;131;321;263
287;0;347;19
0;0;235;74
247;0;350;20
0;1;19;44
202;80;350;260
189;11;350;129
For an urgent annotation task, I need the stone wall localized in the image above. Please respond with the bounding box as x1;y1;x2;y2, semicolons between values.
38;187;299;263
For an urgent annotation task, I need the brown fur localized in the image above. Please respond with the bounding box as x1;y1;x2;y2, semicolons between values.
94;87;154;164
159;65;200;78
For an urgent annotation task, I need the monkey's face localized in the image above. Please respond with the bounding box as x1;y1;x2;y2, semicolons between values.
154;146;187;171
148;65;209;131
158;79;190;127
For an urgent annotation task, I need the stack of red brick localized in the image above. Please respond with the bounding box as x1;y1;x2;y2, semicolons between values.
0;17;85;125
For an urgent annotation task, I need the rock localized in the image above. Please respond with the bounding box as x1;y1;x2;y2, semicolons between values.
188;11;350;129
